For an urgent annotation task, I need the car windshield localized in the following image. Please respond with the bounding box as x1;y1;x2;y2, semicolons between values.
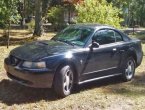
52;26;94;47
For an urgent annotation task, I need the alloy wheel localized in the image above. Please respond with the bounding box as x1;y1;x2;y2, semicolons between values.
125;59;135;80
63;69;73;94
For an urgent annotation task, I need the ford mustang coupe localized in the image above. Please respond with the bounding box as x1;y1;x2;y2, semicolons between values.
4;24;143;97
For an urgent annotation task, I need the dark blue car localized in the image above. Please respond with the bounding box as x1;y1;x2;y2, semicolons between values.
4;24;143;97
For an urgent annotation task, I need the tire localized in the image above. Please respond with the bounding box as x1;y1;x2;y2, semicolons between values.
122;57;136;81
53;65;74;97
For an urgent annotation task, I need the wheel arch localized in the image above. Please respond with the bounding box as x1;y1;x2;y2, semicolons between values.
127;48;137;67
53;59;79;85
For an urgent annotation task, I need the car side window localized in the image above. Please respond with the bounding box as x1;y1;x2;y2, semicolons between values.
93;30;115;45
114;31;123;42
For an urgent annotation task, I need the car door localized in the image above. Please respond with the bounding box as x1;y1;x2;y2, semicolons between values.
81;29;122;80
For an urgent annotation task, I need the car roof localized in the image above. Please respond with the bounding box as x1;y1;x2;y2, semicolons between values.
70;23;115;30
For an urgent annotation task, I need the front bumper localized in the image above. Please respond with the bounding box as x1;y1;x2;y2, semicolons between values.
4;58;54;88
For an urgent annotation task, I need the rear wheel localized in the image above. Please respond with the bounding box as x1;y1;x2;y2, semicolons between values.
122;57;136;81
53;65;74;97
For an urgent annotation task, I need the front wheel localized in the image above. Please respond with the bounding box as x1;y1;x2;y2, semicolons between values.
53;65;74;97
122;57;136;81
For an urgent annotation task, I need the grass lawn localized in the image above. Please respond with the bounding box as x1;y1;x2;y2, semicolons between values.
0;29;145;110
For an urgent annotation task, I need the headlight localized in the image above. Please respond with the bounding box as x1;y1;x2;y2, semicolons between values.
22;61;46;69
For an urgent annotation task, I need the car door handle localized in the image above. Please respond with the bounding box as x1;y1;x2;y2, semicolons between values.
112;48;117;51
120;50;125;52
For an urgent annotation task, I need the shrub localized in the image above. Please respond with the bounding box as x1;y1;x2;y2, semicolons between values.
27;19;35;32
75;0;123;28
46;5;66;31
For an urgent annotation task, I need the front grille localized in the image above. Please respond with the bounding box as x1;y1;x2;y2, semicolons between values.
10;55;21;66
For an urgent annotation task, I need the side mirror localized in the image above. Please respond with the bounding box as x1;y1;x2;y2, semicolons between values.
89;40;99;50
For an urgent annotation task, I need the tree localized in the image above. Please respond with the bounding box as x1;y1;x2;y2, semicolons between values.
33;0;51;36
75;0;123;28
129;0;145;27
46;5;65;31
106;0;145;27
18;0;35;28
0;0;20;48
33;0;43;36
42;0;51;16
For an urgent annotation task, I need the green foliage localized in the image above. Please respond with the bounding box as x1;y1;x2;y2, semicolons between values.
47;5;65;25
107;0;145;27
46;5;67;30
75;0;123;28
0;0;20;28
42;0;51;16
107;0;129;8
27;19;35;32
129;0;145;26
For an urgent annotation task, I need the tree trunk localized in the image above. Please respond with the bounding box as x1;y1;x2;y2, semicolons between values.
33;0;43;37
42;0;50;17
7;22;11;48
22;0;26;29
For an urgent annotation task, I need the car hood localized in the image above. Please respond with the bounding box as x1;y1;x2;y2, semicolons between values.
10;40;76;61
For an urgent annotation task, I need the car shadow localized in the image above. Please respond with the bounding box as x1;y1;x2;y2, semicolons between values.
0;75;124;106
73;76;123;93
0;79;58;106
0;71;145;106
